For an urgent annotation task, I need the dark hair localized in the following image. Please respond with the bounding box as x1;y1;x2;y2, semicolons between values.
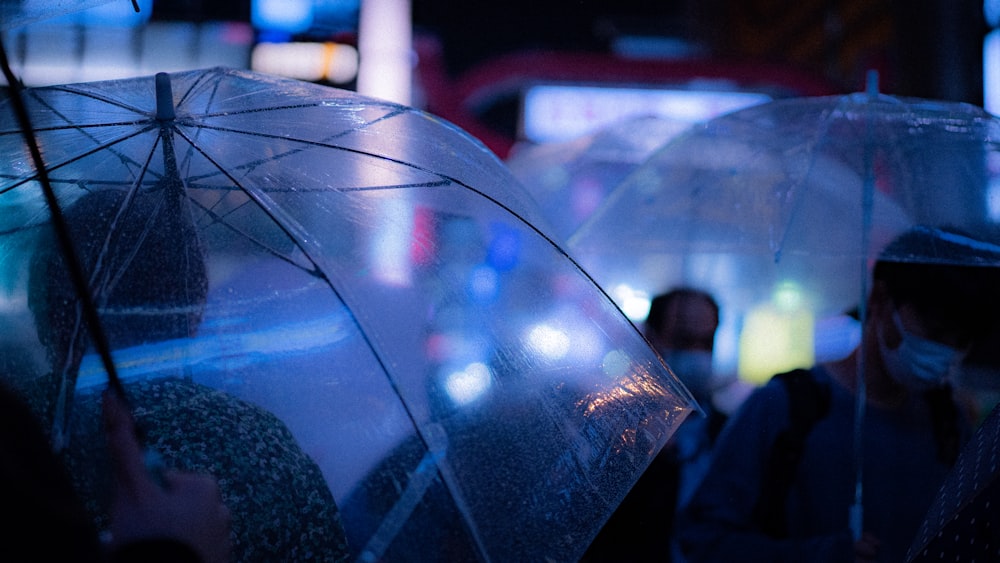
873;226;1000;340
646;287;720;336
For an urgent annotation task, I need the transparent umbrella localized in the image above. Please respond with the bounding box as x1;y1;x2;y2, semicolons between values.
0;67;695;562
569;83;1000;375
506;114;692;244
0;0;134;30
566;80;1000;539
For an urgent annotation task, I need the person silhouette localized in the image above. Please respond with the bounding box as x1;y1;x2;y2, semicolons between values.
11;186;349;562
676;226;1000;563
582;287;733;562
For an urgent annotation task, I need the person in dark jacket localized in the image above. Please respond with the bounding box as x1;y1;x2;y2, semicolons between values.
676;226;1000;563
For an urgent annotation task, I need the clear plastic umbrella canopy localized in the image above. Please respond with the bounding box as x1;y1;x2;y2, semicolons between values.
0;0;125;29
506;114;692;244
0;67;695;562
567;89;1000;379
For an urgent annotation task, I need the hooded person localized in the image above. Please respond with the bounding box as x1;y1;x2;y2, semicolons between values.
15;185;350;562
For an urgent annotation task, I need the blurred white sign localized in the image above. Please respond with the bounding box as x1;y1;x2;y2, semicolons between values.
521;84;770;144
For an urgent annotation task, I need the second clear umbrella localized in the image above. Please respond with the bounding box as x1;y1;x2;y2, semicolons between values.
568;84;1000;546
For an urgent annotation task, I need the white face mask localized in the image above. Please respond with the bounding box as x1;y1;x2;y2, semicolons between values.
662;350;714;400
878;308;962;391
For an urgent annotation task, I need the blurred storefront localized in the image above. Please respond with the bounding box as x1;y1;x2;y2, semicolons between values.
3;1;989;140
3;0;993;388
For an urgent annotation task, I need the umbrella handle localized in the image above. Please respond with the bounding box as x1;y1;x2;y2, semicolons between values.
849;500;863;540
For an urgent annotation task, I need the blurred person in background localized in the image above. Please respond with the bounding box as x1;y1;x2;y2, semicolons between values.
583;287;739;562
676;226;1000;563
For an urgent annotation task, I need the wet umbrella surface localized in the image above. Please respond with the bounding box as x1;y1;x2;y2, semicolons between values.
568;87;1000;369
0;67;694;562
0;0;124;30
566;84;1000;547
506;114;692;244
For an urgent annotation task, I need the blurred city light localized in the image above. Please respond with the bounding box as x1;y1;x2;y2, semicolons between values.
443;362;492;406
611;284;651;321
985;28;1000;115
251;41;358;83
738;295;815;384
468;265;500;303
356;0;412;104
601;349;632;379
526;324;572;360
521;84;771;144
988;153;1000;221
486;222;522;271
986;0;1000;27
7;20;253;86
370;195;414;288
813;313;862;363
772;280;806;311
252;0;313;34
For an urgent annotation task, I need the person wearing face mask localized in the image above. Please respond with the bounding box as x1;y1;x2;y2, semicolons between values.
675;226;1000;563
582;287;737;563
643;288;746;510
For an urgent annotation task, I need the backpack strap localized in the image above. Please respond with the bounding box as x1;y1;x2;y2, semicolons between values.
752;368;832;538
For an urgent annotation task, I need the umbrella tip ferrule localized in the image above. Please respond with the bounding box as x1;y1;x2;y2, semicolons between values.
865;69;880;97
155;72;175;121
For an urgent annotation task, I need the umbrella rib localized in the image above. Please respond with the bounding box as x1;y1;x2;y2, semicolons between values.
43;83;153;117
187;196;322;276
139;120;318;274
0;124;161;196
175;121;586;277
176;98;407;147
0;120;152;136
0;35;128;417
185;99;404;122
175;122;469;186
181;179;451;193
34;89;166;175
26;86;149;136
170;69;230;178
166;69;320;120
168;120;447;192
167;66;403;119
172;67;220;110
176;129;476;463
168;129;333;278
333;180;452;192
193;101;358;120
772;102;843;261
88;140;167;305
